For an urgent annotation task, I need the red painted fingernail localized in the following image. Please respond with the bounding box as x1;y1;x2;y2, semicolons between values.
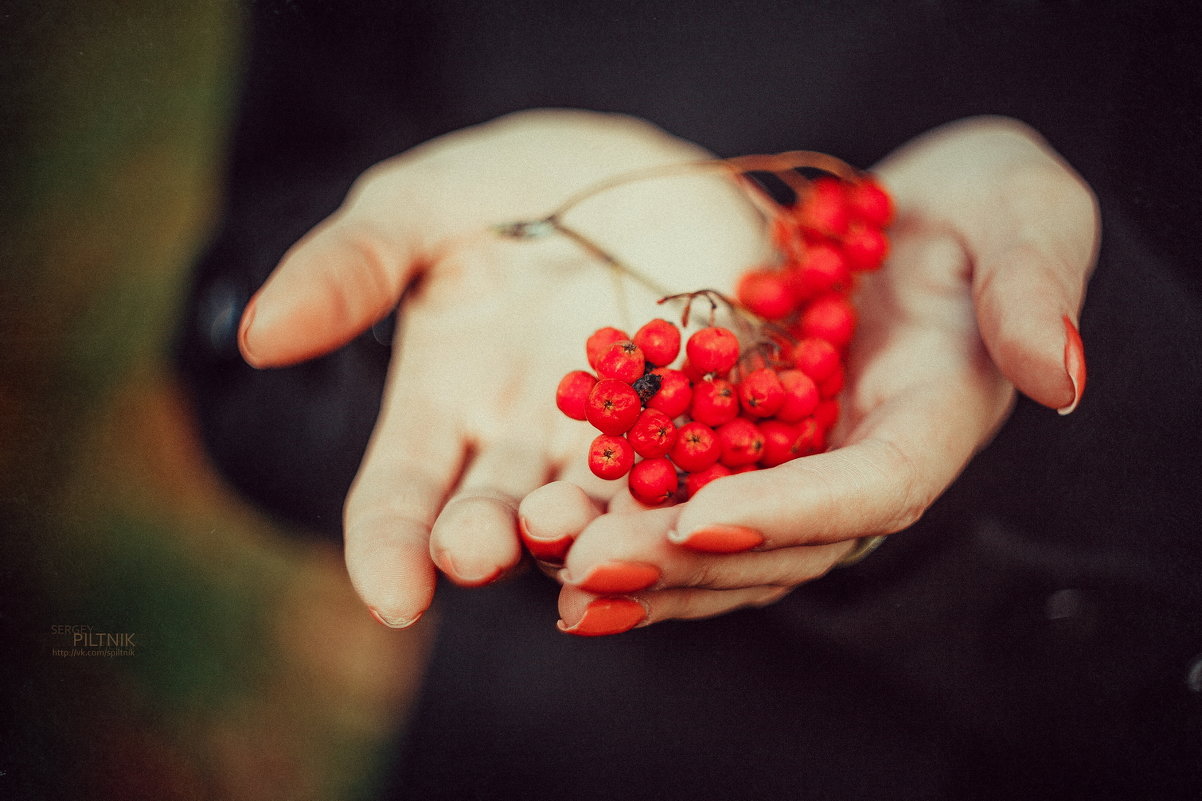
570;561;661;594
368;606;422;629
519;517;573;564
1058;316;1087;415
668;524;764;553
558;597;647;637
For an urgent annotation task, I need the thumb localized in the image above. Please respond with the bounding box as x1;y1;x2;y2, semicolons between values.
877;116;1099;413
972;239;1093;415
238;213;430;368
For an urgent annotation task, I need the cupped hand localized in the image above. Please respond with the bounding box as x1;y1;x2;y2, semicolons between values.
544;116;1099;635
237;109;770;627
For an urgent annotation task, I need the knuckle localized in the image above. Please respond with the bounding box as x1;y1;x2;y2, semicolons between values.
871;437;931;534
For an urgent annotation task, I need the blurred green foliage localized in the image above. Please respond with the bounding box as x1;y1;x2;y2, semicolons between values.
1;4;422;798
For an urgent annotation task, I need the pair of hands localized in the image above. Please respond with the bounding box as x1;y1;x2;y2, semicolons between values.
238;110;1097;634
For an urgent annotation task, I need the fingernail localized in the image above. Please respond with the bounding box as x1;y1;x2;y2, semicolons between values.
368;606;423;629
237;295;262;366
557;597;647;637
435;551;502;587
668;524;764;553
1058;316;1086;415
567;561;661;594
519;516;573;564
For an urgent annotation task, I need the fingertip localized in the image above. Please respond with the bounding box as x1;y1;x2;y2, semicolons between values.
975;247;1085;412
345;519;439;632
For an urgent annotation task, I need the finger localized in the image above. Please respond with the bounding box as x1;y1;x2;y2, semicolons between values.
239;213;431;368
430;441;552;583
517;481;603;565
344;387;464;628
971;229;1094;415
556;584;791;636
672;373;1003;552
561;504;855;593
877;116;1099;413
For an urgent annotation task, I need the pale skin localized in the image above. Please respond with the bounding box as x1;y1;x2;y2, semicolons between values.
238;109;1098;632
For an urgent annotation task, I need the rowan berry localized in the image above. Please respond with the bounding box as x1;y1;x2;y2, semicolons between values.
689;378;740;427
737;367;786;418
786;242;849;302
628;457;679;506
669;421;721;472
774;369;820;422
796;176;850;238
627;408;677;459
646;367;692;418
585;378;642;435
817;362;845;399
758;420;798;467
813;398;840;430
842;223;889;272
588;434;635;480
680;359;709;383
792;337;841;383
716;417;765;467
686;326;740;375
799;293;856;349
586;327;629;371
556;370;597;421
847;177;893;228
794;416;825;455
633;318;681;367
596;340;646;383
684;462;732;498
736;268;795;320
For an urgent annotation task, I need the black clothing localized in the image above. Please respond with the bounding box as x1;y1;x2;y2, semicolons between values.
176;3;1202;798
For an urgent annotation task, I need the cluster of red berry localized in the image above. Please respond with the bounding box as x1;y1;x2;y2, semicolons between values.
555;172;894;506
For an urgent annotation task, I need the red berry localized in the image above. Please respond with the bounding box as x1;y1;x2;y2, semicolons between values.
646;367;693;418
736;268;795;320
795;176;850;238
596;340;646;383
689;378;740;427
586;327;629;371
786;242;849;302
759;420;804;467
794;416;826;456
842;224;889;272
585;378;642;435
813;398;840;430
628;457;679;506
685;327;740;375
774;369;820;422
669;421;721;472
847;177;894;228
792;337;841;383
680;359;709;383
684;462;732;499
716;418;765;467
556;370;597;421
588;434;635;480
737;367;786;418
799;293;856;349
627;408;677;459
817;362;845;399
633;318;681;367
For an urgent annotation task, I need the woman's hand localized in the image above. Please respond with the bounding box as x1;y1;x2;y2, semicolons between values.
541;116;1099;635
237;109;770;627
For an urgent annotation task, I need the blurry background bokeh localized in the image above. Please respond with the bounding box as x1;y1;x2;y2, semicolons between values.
1;4;430;798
